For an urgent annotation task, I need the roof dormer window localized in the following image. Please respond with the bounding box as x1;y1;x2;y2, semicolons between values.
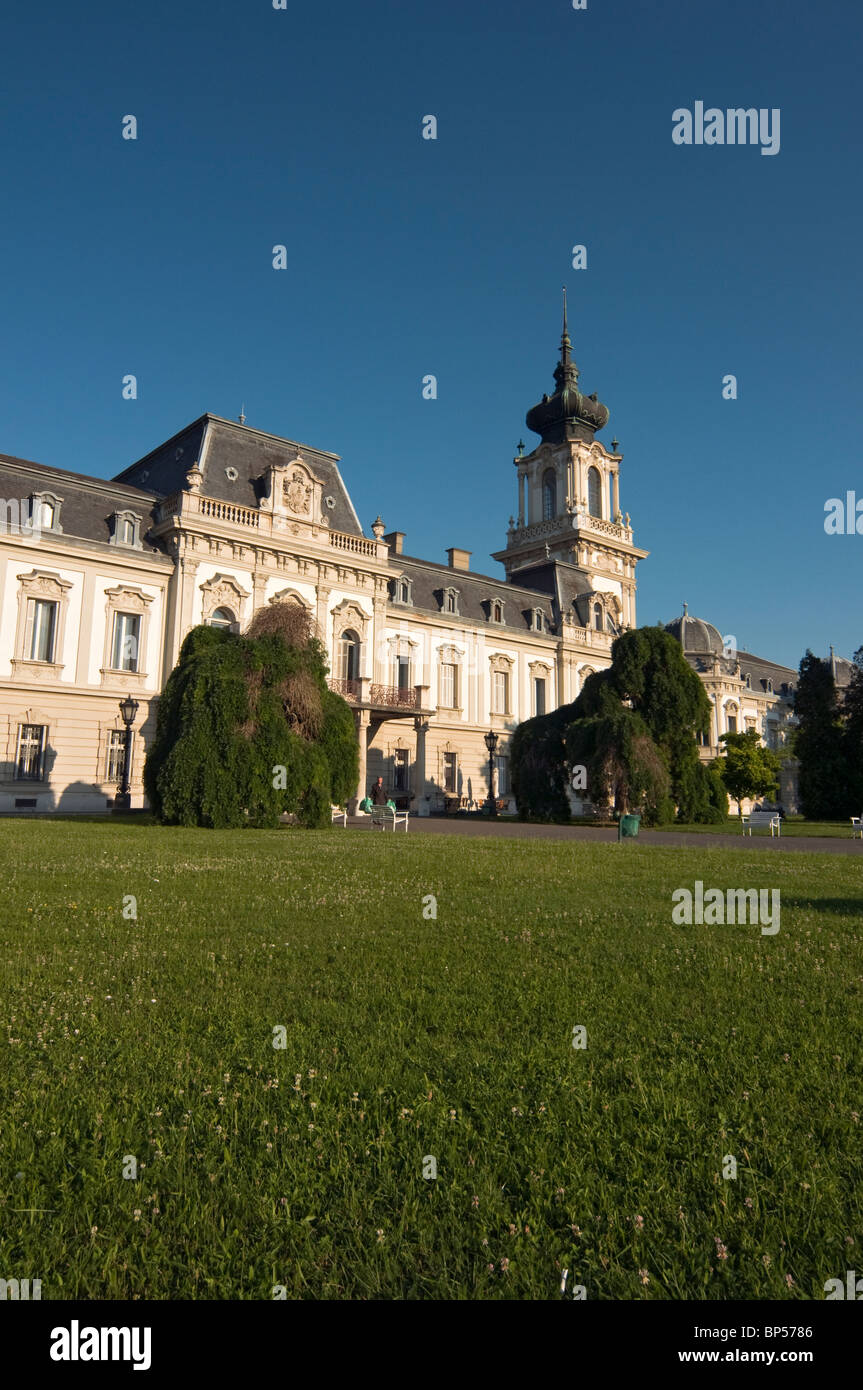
393;575;413;605
442;586;460;616
110;511;142;548
28;492;63;534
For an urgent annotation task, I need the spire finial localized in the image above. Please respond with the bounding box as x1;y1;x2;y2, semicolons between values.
560;284;571;364
238;402;246;426
683;601;688;616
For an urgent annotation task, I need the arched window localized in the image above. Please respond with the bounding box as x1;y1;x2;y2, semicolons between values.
493;601;502;623
209;607;235;631
339;629;361;682
593;602;603;631
398;578;410;603
745;673;752;689
587;466;602;518
542;470;556;521
765;679;773;694
444;589;458;614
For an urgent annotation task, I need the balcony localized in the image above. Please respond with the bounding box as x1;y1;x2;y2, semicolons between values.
369;684;419;710
327;678;430;717
153;490;390;560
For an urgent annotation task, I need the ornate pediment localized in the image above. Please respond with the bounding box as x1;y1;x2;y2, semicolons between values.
258;452;325;521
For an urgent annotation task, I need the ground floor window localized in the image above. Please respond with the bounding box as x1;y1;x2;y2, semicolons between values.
494;754;509;795
16;723;46;780
393;748;409;791
443;751;457;793
106;729;130;782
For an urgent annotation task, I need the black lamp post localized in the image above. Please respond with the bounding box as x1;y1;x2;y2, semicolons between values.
114;694;139;812
484;728;499;817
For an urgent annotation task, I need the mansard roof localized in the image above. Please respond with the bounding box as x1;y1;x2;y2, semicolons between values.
0;451;165;552
389;553;557;634
113;415;364;538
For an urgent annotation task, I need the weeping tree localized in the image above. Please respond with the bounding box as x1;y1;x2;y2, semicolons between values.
511;625;723;824
565;691;673;824
144;604;358;828
510;702;575;822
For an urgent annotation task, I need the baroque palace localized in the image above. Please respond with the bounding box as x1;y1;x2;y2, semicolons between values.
0;309;802;815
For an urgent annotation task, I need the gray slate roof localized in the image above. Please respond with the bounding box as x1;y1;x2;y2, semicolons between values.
0;452;163;552
389;554;557;634
113;415;364;538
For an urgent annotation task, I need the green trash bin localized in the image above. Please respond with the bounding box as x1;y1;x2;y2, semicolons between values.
618;813;641;840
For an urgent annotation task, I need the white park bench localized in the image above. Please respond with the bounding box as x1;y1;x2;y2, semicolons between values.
741;810;781;837
851;815;863;839
331;805;347;827
370;804;409;832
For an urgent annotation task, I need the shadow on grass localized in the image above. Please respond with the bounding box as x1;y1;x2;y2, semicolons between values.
782;896;863;917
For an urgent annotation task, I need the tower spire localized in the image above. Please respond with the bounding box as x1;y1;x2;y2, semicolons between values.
561;284;571;365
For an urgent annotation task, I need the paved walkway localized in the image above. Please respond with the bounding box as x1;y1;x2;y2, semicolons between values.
349;816;863;855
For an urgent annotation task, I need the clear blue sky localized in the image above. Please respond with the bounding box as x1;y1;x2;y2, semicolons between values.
1;0;860;669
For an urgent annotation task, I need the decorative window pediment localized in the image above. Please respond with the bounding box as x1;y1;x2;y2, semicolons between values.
258;453;325;522
269;586;312;610
392;575;413;605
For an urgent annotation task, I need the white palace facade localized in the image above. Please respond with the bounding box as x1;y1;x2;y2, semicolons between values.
0;310;800;816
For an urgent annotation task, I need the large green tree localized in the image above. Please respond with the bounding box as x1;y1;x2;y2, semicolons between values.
714;728;780;820
572;627;721;823
511;625;723;824
510;702;575;822
144;604;358;828
565;692;672;822
793;651;847;819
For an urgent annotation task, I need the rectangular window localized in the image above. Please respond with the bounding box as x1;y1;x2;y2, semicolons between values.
727;714;737;734
443;751;457;793
495;755;509;796
121;518;135;545
533;676;546;716
396;655;410;691
440;662;456;708
111;612;141;671
393;749;409;791
16;724;45;780
25;598;57;662
106;729;130;782
492;670;508;715
31;498;54;530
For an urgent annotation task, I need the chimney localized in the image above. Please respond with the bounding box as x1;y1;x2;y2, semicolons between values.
383;531;405;555
446;547;471;571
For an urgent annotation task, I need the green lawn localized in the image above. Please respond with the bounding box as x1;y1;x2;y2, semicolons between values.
1;822;861;1300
